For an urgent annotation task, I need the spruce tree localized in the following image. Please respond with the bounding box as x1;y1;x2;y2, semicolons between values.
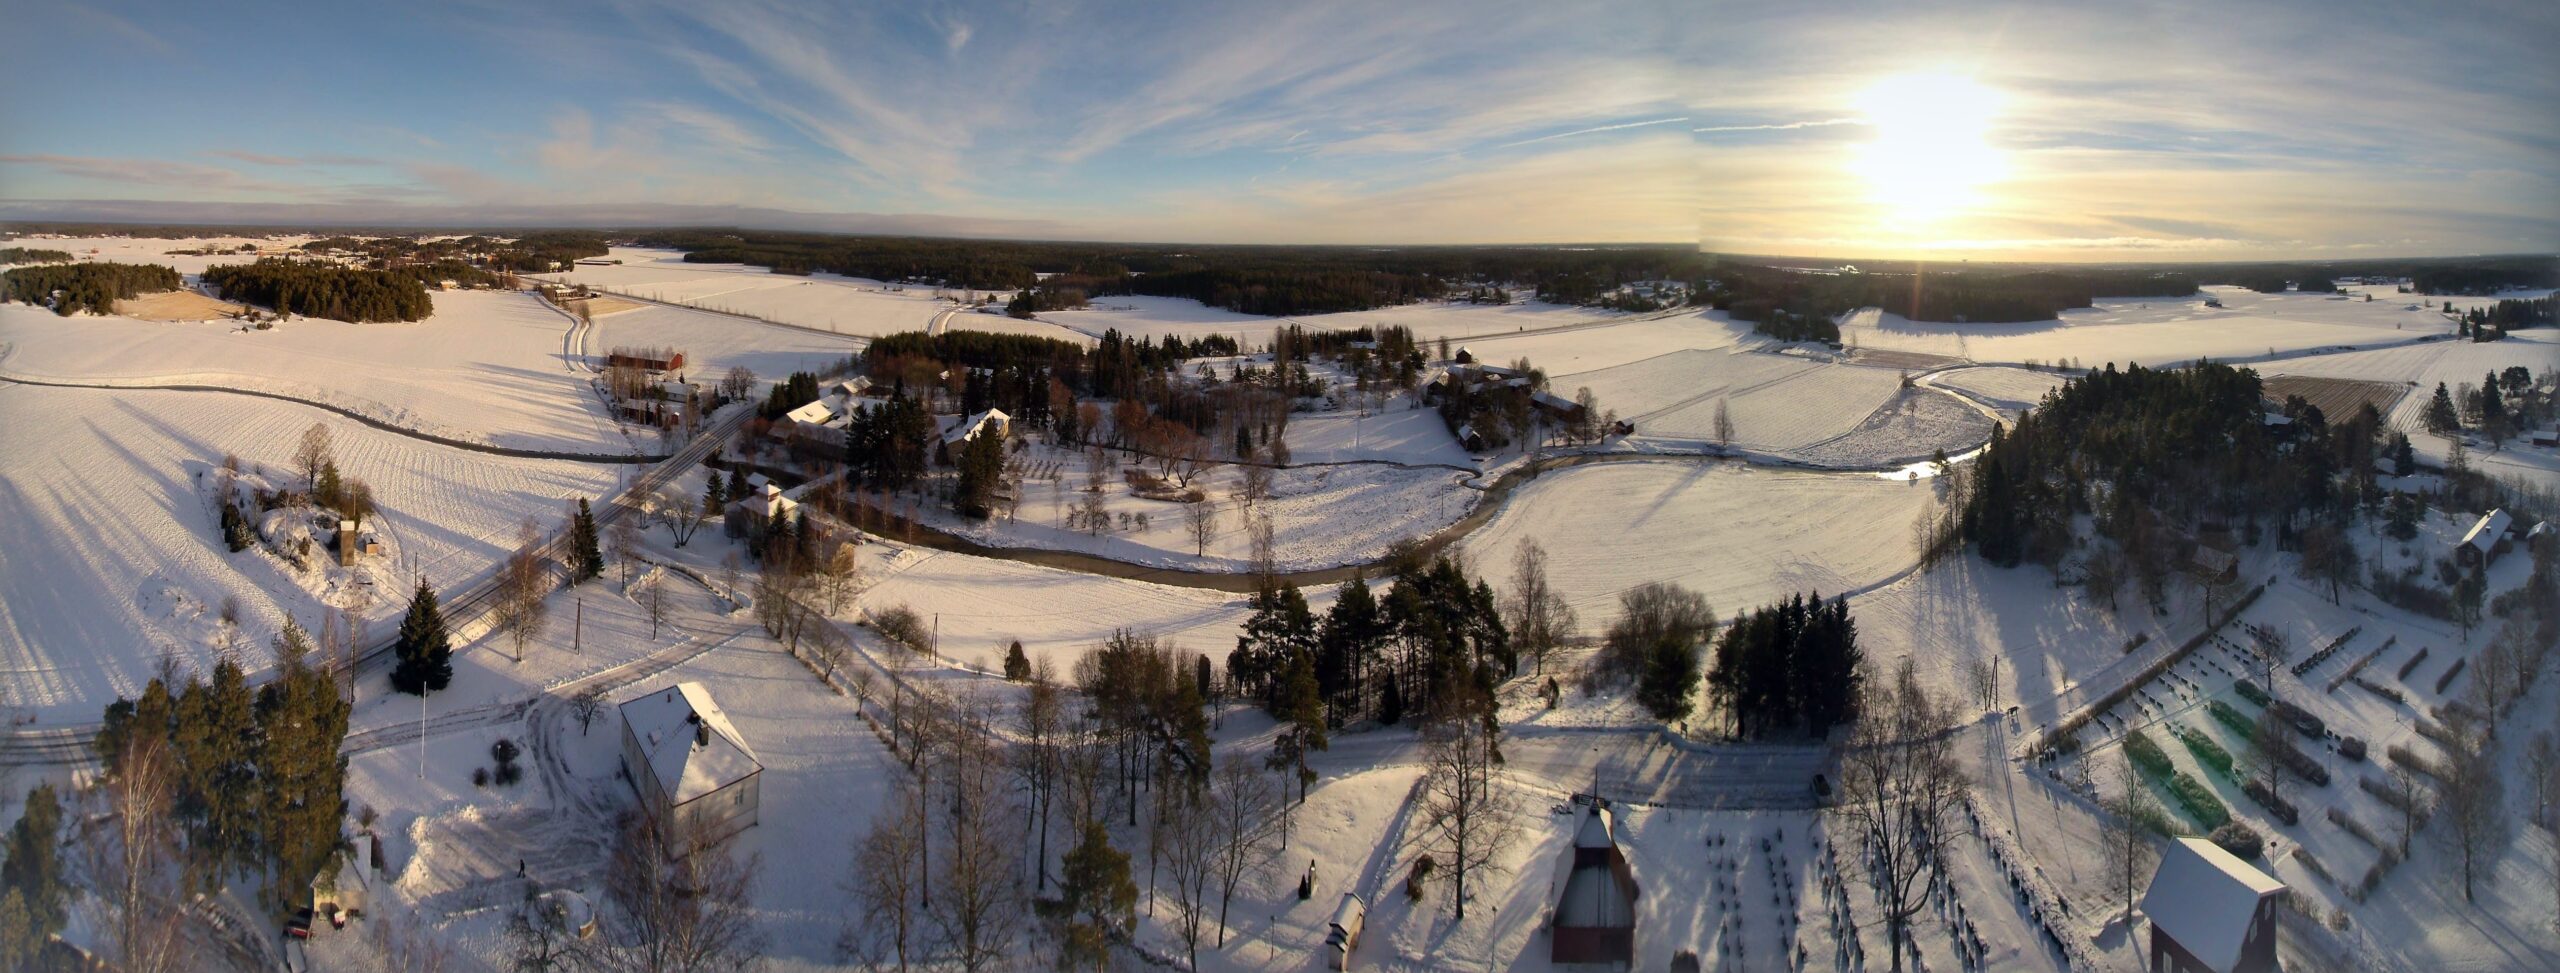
706;470;728;513
1046;822;1136;973
391;581;453;695
258;622;352;910
571;498;604;580
2426;382;2461;432
726;465;749;502
0;783;65;946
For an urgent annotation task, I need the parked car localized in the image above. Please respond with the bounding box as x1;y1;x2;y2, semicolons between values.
285;906;314;939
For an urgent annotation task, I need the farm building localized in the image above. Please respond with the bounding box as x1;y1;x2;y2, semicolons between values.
1531;390;1586;424
1548;803;1640;971
1455;423;1486;452
936;408;1010;464
606;350;686;373
2532;428;2558;448
2456;508;2514;569
618;682;763;847
2141;837;2284;973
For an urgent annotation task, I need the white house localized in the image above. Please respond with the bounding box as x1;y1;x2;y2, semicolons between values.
619;682;763;846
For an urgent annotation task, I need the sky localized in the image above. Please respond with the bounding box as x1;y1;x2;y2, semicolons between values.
1;0;2554;258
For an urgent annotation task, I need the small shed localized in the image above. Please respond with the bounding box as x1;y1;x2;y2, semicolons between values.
2532;429;2558;448
1455;423;1486;452
2141;837;2284;973
1549;804;1639;970
1323;892;1366;970
619;682;764;847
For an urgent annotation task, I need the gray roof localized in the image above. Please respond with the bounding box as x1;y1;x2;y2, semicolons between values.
2140;837;2283;973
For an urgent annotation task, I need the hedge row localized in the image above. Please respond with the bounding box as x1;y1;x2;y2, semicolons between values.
2235;680;2272;707
2176;724;2236;777
2242;778;2300;825
2209;699;2257;736
2126;730;2174;777
2396;645;2430;681
2167;771;2232;831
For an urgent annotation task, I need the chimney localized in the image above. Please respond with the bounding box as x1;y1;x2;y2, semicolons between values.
688;710;708;748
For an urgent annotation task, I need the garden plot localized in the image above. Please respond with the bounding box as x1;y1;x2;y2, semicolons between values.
1842;286;2450;369
846;542;1260;673
585;303;859;383
1456;460;1934;630
0;384;622;721
929;445;1477;573
1279;402;1473;466
1;289;625;452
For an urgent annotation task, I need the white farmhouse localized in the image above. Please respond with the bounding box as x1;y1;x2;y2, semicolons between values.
619;682;763;846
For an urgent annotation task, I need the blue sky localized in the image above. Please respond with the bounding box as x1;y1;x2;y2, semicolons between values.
1;0;2553;256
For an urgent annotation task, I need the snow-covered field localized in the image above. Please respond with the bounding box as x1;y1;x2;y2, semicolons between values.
1844;286;2453;370
584;302;863;384
936;444;1478;573
0;290;635;452
1457;460;1938;630
540;246;1090;343
1032;293;1642;350
0;384;622;720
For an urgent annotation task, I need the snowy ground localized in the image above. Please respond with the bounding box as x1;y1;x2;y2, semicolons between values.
933;441;1478;573
538;246;1087;343
1842;286;2454;371
0;290;639;452
1031;294;1645;351
0;383;621;721
1457;460;1938;631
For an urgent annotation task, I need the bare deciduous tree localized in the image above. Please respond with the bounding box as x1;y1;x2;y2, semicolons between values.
1014;659;1065;892
1208;755;1282;946
1504;540;1577;677
2098;755;2162;956
721;365;756;404
1712;396;1735;450
1185;499;1221;558
1236;461;1274;508
930;701;1022;973
655;484;709;547
643;570;671;641
1157;787;1219;970
592;811;766;973
293;422;334;493
2437;693;2507;904
844;777;926;973
92;735;188;973
570;685;607;736
1419;688;1512;921
817;541;863;614
494;523;551;664
608;511;642;588
1834;658;1970;973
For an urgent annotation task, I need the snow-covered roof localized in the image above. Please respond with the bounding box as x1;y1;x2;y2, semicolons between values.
942;408;1009;445
619;682;762;806
2460;508;2512;553
785;399;836;426
1532;390;1579;412
2140;837;2283;973
1551;806;1638;931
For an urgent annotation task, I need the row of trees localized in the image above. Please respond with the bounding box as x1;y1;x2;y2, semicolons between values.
1230;554;1512;734
1707;593;1865;738
90;618;353;934
1;262;183;316
1708;262;2197;327
201;259;433;322
0;247;75;264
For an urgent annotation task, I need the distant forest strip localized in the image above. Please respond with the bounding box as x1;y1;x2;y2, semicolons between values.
636;228;1709;316
1;262;183;316
202;260;434;323
0;247;76;264
1706;263;2198;334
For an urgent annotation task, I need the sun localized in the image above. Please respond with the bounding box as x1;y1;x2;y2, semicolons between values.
1847;71;2008;225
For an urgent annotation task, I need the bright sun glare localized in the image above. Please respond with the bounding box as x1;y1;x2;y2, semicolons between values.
1848;71;2007;225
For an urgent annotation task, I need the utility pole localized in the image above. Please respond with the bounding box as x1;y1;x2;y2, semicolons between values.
575;594;584;654
931;613;940;667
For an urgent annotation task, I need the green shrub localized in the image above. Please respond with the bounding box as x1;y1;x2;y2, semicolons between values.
2126;730;2174;777
2234;680;2271;707
2167;771;2231;831
2208;699;2256;736
2176;725;2236;778
2210;822;2264;860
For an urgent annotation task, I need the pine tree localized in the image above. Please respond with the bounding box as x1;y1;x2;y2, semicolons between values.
727;465;749;502
2426;382;2461;433
952;427;1006;519
257;624;352;910
706;470;728;513
0;782;65;948
391;581;453;695
1004;640;1031;681
1317;574;1384;724
1268;646;1326;804
1046;822;1136;973
571;498;604;580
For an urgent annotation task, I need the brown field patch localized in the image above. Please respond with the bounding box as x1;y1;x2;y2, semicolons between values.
572;296;646;317
2263;375;2409;419
116;289;247;321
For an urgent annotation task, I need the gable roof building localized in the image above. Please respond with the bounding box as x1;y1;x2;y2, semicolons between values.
1549;805;1640;970
2141;837;2285;973
2457;508;2514;567
618;682;764;846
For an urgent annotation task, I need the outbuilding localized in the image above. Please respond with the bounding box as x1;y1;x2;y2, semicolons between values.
619;682;763;847
1549;804;1640;971
2140;837;2285;973
1323;893;1366;970
2457;508;2514;569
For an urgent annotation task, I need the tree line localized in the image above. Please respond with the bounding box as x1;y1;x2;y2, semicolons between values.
202;259;434;322
0;247;75;264
1;262;183;316
1708;262;2198;327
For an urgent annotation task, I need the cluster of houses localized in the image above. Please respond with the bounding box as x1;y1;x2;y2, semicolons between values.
1424;352;1605;452
604;351;700;431
766;374;1012;466
2453;506;2551;569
